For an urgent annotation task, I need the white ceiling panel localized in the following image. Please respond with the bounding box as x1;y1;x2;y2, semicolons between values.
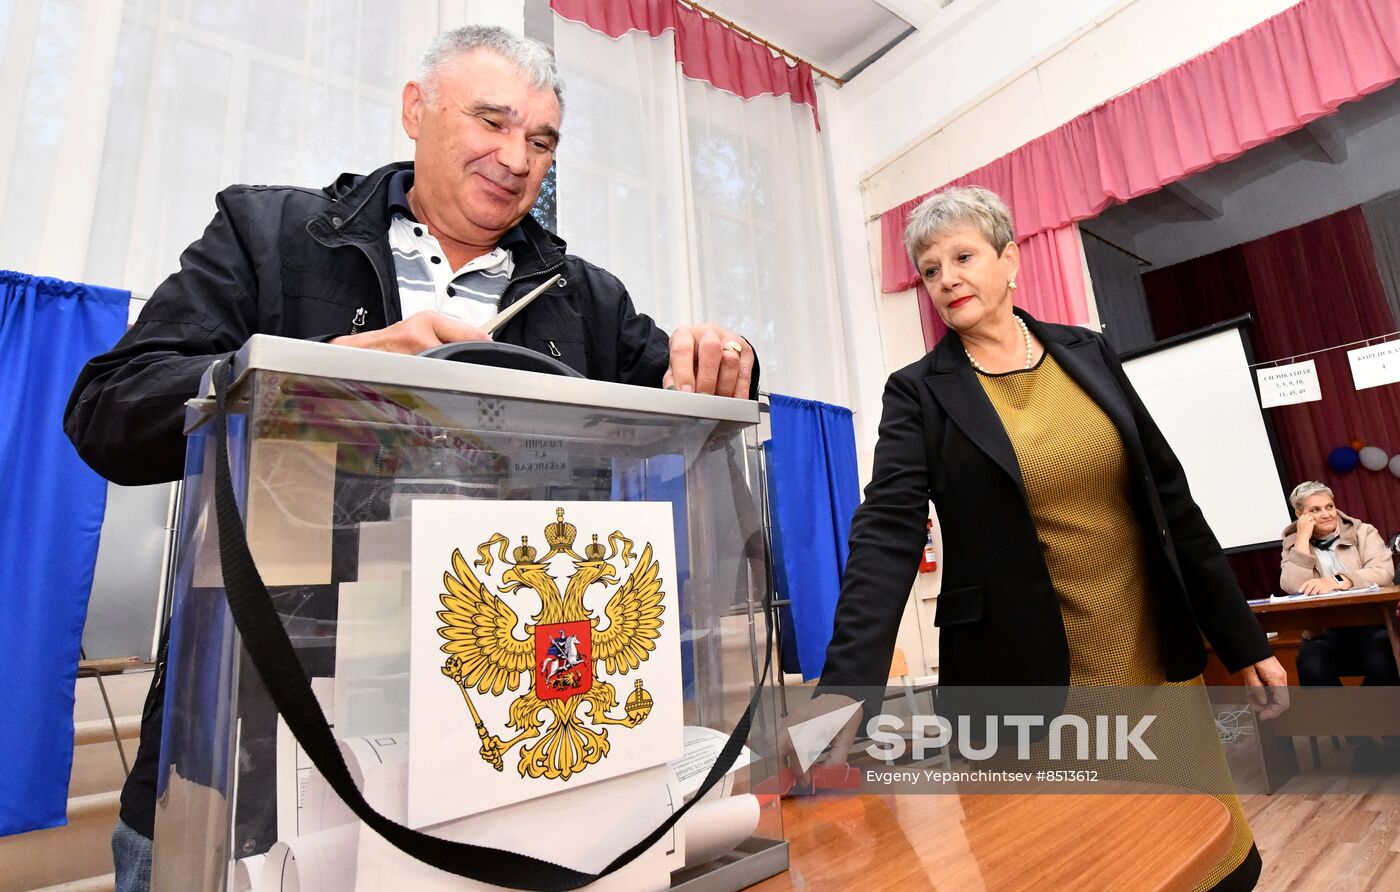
698;0;922;79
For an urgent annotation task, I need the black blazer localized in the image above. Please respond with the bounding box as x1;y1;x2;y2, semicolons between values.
818;310;1273;693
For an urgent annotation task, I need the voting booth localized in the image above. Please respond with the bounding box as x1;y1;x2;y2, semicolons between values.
150;336;786;891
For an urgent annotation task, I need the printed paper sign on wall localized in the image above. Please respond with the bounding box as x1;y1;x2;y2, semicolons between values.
408;500;682;828
1347;341;1400;391
1256;360;1322;408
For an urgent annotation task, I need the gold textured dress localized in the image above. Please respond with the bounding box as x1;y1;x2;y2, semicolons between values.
977;353;1252;889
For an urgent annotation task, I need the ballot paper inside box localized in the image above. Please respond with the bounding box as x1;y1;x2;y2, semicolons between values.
151;336;786;892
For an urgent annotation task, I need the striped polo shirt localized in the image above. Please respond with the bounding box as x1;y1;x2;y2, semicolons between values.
385;169;525;328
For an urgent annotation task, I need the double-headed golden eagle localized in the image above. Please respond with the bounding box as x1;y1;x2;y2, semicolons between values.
437;508;664;780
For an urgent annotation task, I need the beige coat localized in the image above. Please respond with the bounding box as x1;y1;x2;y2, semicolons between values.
1279;512;1395;593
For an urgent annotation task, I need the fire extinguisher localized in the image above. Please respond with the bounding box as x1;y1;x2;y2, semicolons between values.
919;519;937;573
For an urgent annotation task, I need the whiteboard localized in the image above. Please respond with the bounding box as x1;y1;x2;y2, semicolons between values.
1121;325;1292;550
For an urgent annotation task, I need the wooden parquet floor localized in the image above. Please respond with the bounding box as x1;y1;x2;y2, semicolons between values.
1237;739;1400;890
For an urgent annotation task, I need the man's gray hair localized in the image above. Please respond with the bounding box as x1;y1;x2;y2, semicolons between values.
419;25;565;116
1289;480;1334;513
904;186;1015;267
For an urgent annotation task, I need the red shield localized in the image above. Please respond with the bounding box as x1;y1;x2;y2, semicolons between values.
534;620;593;700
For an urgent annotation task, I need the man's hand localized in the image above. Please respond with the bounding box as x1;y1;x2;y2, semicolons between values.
330;311;490;354
777;693;863;786
664;323;754;398
1240;655;1290;720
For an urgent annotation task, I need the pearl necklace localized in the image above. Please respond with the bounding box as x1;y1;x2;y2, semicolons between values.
965;315;1035;373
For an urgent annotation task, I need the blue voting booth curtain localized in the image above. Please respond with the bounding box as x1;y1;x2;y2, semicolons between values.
766;395;860;681
0;271;127;836
611;455;695;694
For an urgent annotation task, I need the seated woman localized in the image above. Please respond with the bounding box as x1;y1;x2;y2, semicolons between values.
1280;480;1398;689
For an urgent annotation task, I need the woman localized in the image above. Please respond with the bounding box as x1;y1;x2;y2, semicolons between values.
812;187;1284;890
1281;481;1398;688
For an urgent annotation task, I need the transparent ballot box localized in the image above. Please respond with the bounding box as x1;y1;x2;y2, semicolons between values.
153;336;786;891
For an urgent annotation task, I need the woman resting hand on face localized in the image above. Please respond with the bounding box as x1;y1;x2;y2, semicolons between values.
1281;481;1395;597
1281;481;1399;672
1281;481;1399;770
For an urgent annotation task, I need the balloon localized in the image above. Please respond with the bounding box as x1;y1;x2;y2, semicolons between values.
1390;454;1400;478
1350;438;1366;451
1360;446;1389;471
1328;446;1360;473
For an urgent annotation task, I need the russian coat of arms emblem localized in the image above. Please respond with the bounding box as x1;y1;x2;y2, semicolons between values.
436;507;663;782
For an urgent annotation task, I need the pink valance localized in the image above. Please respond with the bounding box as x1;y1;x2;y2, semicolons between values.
881;0;1400;294
549;0;820;128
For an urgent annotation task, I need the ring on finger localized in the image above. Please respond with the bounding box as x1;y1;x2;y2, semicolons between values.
723;340;744;355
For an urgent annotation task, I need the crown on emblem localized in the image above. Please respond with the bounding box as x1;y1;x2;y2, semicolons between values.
512;535;538;563
584;533;606;561
545;507;577;550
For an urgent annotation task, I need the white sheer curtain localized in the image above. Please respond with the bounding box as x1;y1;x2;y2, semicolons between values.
0;0;439;299
550;20;690;337
553;17;849;404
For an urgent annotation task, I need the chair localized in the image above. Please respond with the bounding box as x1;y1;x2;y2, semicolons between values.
888;647;920;717
876;647;949;768
1388;531;1400;585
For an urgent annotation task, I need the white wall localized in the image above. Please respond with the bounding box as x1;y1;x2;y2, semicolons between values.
826;0;1301;377
843;0;1129;205
849;0;1300;213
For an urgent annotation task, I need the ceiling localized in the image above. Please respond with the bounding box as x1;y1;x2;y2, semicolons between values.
1086;77;1400;271
694;0;949;81
532;0;954;83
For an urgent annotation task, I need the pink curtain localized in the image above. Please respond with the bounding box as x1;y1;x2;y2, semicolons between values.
549;0;819;127
882;0;1400;338
911;225;1089;348
914;282;946;348
1018;227;1090;326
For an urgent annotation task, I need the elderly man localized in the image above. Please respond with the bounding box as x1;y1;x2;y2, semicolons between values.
66;26;756;891
65;25;755;487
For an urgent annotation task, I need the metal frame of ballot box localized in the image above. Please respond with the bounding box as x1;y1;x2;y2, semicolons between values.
151;335;788;891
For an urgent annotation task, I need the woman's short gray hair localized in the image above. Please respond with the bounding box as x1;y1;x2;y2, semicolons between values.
1289;481;1334;513
419;25;565;116
904;186;1015;267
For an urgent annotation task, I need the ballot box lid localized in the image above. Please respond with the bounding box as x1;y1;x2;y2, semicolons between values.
185;334;760;433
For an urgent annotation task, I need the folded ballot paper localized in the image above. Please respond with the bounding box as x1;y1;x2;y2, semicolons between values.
240;731;679;891
242;723;761;891
671;725;755;801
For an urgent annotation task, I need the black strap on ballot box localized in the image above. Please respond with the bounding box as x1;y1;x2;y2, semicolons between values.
210;358;773;891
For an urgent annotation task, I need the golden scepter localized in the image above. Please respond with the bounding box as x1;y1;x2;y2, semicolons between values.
442;657;503;771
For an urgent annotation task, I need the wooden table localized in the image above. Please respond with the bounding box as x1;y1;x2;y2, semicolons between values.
1207;588;1400;791
1204;587;1400;686
1248;587;1400;673
749;789;1233;892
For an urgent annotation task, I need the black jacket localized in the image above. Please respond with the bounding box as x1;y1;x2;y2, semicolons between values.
819;310;1273;693
64;161;678;485
66;162;756;841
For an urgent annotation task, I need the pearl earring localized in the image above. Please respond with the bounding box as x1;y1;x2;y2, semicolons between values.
1008;278;1018;291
